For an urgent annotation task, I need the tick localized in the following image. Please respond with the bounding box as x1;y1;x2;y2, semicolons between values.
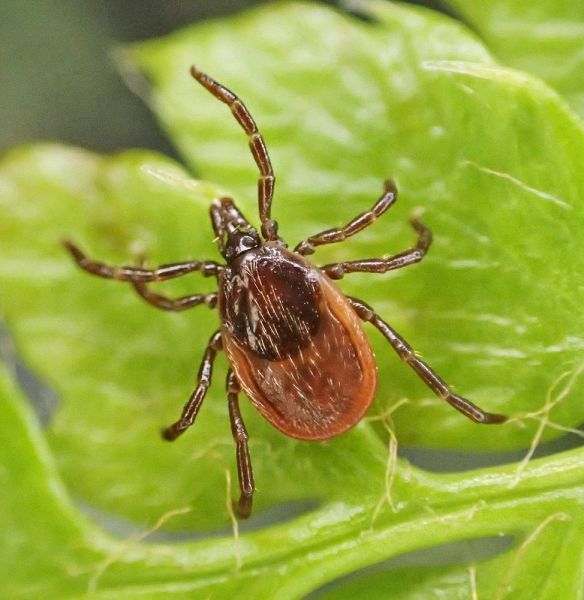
65;66;506;518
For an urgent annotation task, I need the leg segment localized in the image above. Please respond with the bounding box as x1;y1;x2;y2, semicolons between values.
226;370;255;519
295;180;398;255
321;214;432;280
191;66;278;241
162;331;223;440
132;281;218;311
64;240;222;283
349;297;506;424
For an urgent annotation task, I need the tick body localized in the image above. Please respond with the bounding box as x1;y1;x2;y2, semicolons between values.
65;66;506;518
219;242;377;440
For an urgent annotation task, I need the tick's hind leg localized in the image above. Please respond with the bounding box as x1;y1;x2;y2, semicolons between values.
226;370;255;519
162;331;223;441
64;240;222;282
321;214;431;280
295;180;398;256
349;297;506;424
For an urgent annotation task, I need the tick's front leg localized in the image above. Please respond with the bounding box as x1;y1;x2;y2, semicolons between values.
64;240;222;283
349;297;506;424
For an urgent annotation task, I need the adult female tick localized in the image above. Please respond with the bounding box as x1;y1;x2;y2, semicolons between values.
65;66;506;518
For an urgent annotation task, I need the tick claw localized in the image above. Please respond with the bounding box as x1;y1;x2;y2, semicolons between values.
234;498;252;520
161;425;177;441
383;178;397;195
63;239;83;260
483;412;507;425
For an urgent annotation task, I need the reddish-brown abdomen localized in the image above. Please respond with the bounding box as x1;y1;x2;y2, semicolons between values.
219;244;377;440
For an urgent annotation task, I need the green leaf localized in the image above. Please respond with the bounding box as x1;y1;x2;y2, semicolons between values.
441;0;584;118
0;143;387;531
126;0;584;449
0;362;106;598
3;356;584;598
2;1;584;598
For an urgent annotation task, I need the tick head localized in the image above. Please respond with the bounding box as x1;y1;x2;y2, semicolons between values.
223;221;261;262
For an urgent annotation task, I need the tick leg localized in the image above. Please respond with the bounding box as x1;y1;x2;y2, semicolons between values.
64;240;222;282
162;331;223;440
295;180;398;255
131;281;218;312
191;66;278;241
130;256;218;311
321;214;432;280
349;297;506;424
226;370;255;519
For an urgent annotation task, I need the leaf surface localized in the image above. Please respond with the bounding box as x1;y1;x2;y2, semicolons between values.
127;0;584;448
1;2;584;598
442;0;584;118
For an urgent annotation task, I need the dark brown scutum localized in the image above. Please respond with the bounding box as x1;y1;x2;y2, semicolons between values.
220;245;322;361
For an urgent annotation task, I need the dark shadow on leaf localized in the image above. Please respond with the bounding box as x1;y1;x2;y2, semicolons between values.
77;497;321;542
0;324;59;427
400;431;584;473
307;535;514;599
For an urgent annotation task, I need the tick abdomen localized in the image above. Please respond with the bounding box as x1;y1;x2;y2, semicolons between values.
219;244;377;440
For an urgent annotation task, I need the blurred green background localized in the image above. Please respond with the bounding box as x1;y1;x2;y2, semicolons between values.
0;0;447;158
